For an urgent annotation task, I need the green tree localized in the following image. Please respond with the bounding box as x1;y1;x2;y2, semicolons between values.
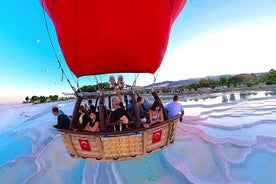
266;69;276;84
226;76;234;87
25;96;29;103
219;76;227;86
49;95;59;101
209;80;218;89
31;96;39;102
199;78;210;87
39;96;46;103
188;83;200;91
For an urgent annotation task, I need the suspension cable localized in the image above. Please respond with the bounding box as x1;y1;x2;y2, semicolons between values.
132;73;140;87
94;75;104;93
152;67;160;85
41;2;78;95
155;68;160;79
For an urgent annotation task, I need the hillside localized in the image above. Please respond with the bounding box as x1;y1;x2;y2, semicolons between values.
145;72;266;88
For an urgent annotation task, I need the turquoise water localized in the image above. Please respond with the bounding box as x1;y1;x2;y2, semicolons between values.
0;135;32;166
231;151;276;184
116;151;192;184
0;92;276;183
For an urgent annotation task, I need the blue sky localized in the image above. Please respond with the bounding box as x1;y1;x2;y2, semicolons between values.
1;0;276;103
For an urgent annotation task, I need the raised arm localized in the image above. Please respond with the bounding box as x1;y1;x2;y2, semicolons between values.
115;87;123;103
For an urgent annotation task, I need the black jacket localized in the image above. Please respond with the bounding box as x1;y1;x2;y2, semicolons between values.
54;113;70;129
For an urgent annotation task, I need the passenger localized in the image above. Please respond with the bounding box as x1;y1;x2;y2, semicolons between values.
145;100;164;128
74;105;90;131
142;98;151;113
127;99;133;115
117;75;124;89
86;99;96;113
111;88;129;125
52;106;70;129
109;75;116;89
137;96;147;124
83;111;100;132
165;95;184;121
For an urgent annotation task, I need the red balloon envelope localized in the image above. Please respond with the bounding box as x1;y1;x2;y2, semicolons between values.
41;0;187;77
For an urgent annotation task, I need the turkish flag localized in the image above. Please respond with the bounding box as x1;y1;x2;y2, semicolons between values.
78;138;91;151
152;129;162;143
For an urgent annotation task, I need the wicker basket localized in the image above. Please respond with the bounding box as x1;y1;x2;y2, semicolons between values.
58;117;178;162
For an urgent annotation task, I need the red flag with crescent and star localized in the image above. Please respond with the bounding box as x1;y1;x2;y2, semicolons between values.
152;129;163;143
78;138;91;151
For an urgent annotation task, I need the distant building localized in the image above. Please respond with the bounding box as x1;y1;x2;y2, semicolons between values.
46;98;52;103
33;100;41;104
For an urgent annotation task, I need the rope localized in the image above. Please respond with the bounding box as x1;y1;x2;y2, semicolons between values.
132;73;140;87
41;2;59;59
58;59;77;94
41;2;78;95
154;66;160;83
99;75;103;84
94;75;104;93
150;68;160;92
153;74;156;84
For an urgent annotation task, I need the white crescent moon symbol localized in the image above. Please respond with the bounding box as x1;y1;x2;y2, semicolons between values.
154;132;160;139
81;141;88;147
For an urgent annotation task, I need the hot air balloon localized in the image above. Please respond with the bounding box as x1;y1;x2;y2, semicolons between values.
40;0;187;161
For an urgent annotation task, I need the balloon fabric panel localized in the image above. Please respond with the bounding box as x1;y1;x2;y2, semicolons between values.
41;0;187;77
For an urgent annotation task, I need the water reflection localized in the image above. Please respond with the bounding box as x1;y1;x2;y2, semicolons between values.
172;90;276;106
239;91;257;100
222;94;228;103
144;90;276;106
265;91;276;96
229;93;236;101
223;91;260;103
